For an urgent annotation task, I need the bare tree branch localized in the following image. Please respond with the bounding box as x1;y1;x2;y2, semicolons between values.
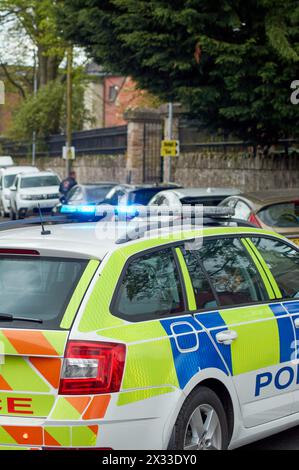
0;62;26;99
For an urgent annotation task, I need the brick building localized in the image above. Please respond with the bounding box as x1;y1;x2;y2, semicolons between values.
84;63;158;129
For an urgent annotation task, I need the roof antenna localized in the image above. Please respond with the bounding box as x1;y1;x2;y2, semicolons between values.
37;204;51;236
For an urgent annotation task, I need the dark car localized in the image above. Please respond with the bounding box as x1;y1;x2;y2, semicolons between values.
52;183;117;215
101;183;183;208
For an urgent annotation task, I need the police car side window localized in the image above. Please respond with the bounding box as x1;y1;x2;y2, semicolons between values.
182;249;218;310
199;238;268;307
113;249;184;321
251;237;299;299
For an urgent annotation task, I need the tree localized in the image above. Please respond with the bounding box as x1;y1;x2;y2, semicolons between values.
58;0;299;144
9;69;92;139
0;0;90;138
0;0;65;89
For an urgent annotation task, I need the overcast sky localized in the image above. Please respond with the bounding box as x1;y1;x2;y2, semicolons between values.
0;18;86;67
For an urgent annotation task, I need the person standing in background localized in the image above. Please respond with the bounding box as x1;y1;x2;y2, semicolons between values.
59;170;78;199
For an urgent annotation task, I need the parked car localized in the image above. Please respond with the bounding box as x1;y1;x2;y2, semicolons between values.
149;187;241;208
220;190;299;245
0;166;39;217
9;171;61;219
53;183;118;216
0;211;299;449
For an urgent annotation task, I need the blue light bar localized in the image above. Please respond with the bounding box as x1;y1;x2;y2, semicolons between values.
61;205;96;215
116;205;140;216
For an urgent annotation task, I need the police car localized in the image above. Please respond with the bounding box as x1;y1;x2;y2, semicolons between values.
0;209;298;450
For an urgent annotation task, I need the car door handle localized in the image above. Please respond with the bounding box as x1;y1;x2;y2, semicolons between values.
216;330;238;346
294;318;299;329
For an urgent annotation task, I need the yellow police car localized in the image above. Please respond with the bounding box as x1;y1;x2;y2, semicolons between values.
0;209;298;450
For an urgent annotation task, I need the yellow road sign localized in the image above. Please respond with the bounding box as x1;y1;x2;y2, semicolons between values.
63;146;76;161
161;140;180;157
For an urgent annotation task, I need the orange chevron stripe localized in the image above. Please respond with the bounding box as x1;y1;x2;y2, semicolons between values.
0;374;12;391
3;330;59;357
2;426;43;446
30;358;62;389
83;395;111;420
88;425;98;435
44;430;61;447
65;397;91;415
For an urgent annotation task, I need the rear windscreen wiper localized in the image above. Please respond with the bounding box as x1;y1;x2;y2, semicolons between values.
0;314;43;324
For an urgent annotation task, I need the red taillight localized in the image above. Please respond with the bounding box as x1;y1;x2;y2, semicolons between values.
0;249;40;255
249;212;262;228
59;341;126;395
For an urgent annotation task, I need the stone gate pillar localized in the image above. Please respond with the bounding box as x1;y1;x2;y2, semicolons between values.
124;108;162;184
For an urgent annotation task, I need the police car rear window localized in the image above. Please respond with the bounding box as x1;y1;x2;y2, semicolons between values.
0;256;88;330
112;248;185;321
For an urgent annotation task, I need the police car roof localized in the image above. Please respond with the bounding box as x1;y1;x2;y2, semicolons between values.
0;221;280;261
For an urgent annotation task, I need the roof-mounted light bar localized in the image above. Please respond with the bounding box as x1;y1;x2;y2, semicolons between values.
94;205;236;218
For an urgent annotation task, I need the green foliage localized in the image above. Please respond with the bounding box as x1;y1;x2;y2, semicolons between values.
59;0;299;143
1;0;90;139
10;71;91;139
0;0;66;87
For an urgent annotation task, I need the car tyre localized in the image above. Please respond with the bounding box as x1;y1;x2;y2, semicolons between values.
172;386;229;450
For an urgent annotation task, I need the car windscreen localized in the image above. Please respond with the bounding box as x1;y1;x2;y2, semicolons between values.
4;174;17;188
258;202;299;228
0;256;88;330
180;196;226;206
129;189;166;206
85;186;114;203
21;175;60;189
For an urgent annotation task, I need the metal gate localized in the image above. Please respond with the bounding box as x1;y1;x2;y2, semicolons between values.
142;120;163;183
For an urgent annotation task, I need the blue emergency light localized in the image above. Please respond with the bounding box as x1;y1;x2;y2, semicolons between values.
61;205;96;215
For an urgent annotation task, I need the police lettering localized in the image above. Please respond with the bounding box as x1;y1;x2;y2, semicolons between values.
0;397;33;414
255;365;299;396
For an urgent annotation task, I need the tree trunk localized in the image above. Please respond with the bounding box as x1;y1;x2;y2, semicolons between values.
37;45;62;89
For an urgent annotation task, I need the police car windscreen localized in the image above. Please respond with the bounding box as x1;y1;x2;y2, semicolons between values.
0;256;88;329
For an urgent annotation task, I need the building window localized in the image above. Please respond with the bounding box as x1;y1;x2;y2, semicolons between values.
108;85;119;102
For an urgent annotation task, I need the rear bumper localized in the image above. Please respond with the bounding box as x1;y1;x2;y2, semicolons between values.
0;423;99;449
0;390;181;450
0;418;168;450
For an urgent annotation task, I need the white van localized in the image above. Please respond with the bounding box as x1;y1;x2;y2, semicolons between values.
0;166;39;216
